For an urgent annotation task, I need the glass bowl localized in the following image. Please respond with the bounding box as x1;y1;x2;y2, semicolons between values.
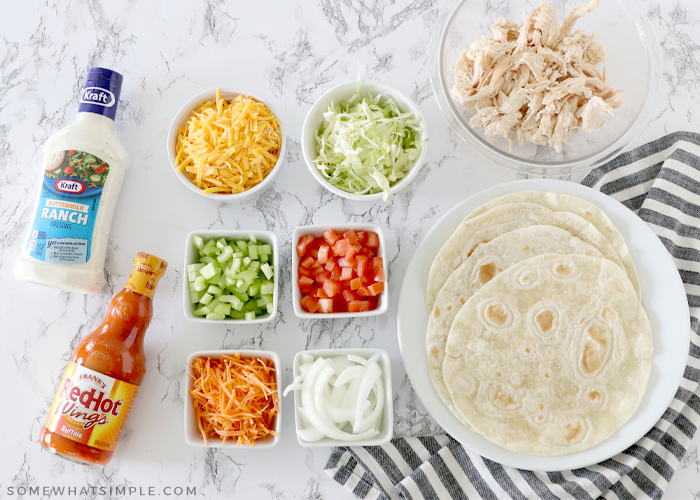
429;0;661;176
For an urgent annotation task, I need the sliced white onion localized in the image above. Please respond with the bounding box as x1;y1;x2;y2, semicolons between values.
354;379;384;434
346;354;369;366
334;365;367;387
330;384;347;406
341;378;362;409
353;362;382;433
283;374;304;397
300;352;314;364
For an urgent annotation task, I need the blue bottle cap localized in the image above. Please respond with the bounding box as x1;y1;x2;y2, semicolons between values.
77;67;123;121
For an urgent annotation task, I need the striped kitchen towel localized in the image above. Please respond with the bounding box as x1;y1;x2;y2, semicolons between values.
324;131;700;500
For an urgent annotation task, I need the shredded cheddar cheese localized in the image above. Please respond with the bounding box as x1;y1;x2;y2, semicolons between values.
175;91;282;195
188;353;279;446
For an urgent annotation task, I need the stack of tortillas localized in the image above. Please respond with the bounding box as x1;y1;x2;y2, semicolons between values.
426;191;653;456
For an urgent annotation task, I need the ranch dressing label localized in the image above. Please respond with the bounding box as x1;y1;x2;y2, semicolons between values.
26;149;110;265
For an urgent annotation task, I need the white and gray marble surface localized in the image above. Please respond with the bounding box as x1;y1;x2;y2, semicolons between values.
1;1;699;499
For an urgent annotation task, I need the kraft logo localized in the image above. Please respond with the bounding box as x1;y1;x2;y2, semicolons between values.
80;87;115;107
55;179;86;194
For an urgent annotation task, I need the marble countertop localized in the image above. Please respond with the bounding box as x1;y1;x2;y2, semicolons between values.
2;1;699;499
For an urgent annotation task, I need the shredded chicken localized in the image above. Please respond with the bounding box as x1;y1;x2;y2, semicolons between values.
451;0;623;152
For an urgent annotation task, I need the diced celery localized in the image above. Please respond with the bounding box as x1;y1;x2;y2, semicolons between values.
249;245;258;260
208;298;221;310
235;268;257;282
190;291;205;304
200;263;218;280
231;251;243;259
258;244;271;255
206;312;226;321
244;311;256;320
249;261;260;269
188;271;196;282
207;285;222;295
194;276;207;291
217;245;233;263
266;303;274;314
214;303;231;315
193;306;210;316
216;238;227;249
193;235;204;249
230;310;245;319
202;238;215;252
260;283;274;295
199;293;213;305
248;284;259;297
249;234;257;243
234;292;249;302
206;274;221;284
260;254;268;263
188;282;198;292
260;294;273;305
261;263;273;280
243;256;251;267
217;276;227;289
200;256;214;264
189;263;206;273
236;240;247;250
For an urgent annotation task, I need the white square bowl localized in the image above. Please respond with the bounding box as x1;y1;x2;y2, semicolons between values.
290;348;393;447
183;229;279;324
184;350;281;448
291;223;389;319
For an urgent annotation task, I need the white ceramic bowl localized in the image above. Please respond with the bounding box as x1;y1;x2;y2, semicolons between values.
167;88;286;201
184;350;281;448
301;80;428;201
289;348;393;447
183;229;279;324
291;223;389;319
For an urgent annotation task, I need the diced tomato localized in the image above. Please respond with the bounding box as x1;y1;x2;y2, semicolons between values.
297;229;384;313
323;229;339;246
299;276;314;292
344;230;359;244
300;295;320;313
340;266;353;281
323;279;340;298
296;234;314;257
345;245;361;261
348;300;370;312
356;255;369;277
331;266;341;281
367;232;379;248
350;277;363;290
332;239;349;257
373;268;387;282
318;245;330;264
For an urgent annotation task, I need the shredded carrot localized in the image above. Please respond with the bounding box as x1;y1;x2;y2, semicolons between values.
188;353;279;446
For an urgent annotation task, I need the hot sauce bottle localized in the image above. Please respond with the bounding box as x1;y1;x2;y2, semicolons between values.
39;252;167;466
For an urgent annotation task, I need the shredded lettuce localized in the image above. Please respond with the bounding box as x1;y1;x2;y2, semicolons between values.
314;84;423;201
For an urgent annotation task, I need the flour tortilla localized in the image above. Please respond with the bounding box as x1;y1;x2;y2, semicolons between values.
427;226;604;428
426;202;638;309
464;191;641;302
443;254;653;455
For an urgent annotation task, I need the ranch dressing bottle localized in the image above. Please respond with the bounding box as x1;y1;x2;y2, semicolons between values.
14;68;130;294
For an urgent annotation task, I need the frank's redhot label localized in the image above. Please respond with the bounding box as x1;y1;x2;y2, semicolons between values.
42;362;138;451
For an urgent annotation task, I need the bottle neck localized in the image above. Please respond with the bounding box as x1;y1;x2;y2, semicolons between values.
100;288;153;348
75;112;115;130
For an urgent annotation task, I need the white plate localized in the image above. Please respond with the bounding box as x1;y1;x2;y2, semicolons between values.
397;179;690;471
